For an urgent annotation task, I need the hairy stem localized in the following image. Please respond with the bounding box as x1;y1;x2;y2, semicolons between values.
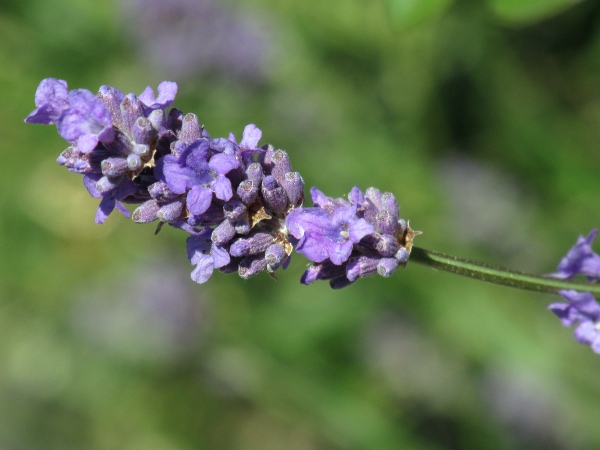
410;246;600;295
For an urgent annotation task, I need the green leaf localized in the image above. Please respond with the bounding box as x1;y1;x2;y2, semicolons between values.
387;0;453;29
488;0;581;23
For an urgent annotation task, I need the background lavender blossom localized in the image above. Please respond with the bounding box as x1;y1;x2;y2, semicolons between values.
7;0;600;449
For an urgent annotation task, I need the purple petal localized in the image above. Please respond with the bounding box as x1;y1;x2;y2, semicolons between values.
554;229;600;280
329;241;353;265
96;196;115;224
209;152;239;175
239;124;262;149
157;155;194;194
350;218;375;241
573;321;596;345
348;186;365;205
57;89;111;149
548;302;574;326
190;254;215;284
115;201;131;218
212;244;231;268
138;81;178;110
296;231;330;263
25;78;69;124
286;207;328;240
187;185;213;215
83;174;101;198
187;229;212;262
212;175;233;201
310;187;329;207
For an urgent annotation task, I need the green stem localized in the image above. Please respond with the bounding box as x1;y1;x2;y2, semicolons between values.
410;246;600;295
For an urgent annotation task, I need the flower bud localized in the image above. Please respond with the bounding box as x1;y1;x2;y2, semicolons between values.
96;175;122;193
265;243;286;271
375;210;395;235
300;262;345;285
181;113;201;144
238;255;268;279
211;220;236;245
157;199;184;222
223;200;247;222
346;256;379;282
148;109;166;132
261;176;288;213
375;233;399;257
101;157;128;177
120;95;142;135
246;162;263;184
377;258;399;277
395;247;409;263
133;117;156;144
282;172;304;207
133;143;150;158
149;181;178;202
271;150;292;185
132;200;160;223
230;232;274;257
237;180;258;205
127;154;143;171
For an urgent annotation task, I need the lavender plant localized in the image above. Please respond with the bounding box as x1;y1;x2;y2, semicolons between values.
26;78;600;353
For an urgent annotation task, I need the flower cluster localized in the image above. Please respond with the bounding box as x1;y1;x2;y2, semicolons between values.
548;229;600;352
26;78;417;287
286;187;419;289
26;78;178;223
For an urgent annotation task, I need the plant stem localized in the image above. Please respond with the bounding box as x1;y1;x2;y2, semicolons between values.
410;246;600;295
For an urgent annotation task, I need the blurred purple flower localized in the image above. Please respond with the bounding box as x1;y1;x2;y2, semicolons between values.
122;0;278;82
552;229;600;280
549;229;600;353
71;257;207;365
549;291;600;353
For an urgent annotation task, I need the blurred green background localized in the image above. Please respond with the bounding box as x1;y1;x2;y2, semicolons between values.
3;0;600;448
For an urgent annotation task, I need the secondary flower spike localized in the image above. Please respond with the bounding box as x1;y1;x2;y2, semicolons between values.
549;229;600;353
25;78;418;287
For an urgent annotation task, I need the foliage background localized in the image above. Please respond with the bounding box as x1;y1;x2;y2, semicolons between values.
2;0;600;448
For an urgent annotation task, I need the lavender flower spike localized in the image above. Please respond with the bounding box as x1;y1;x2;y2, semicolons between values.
549;229;600;353
27;78;421;287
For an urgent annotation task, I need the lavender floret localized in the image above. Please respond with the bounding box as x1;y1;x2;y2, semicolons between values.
287;186;419;288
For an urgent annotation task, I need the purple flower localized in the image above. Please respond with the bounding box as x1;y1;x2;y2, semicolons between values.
138;81;178;113
287;186;418;288
552;229;600;280
83;174;138;224
24;78;69;125
186;228;230;283
549;229;600;353
549;291;600;353
157;139;239;216
121;0;278;82
287;204;374;265
58;89;115;153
